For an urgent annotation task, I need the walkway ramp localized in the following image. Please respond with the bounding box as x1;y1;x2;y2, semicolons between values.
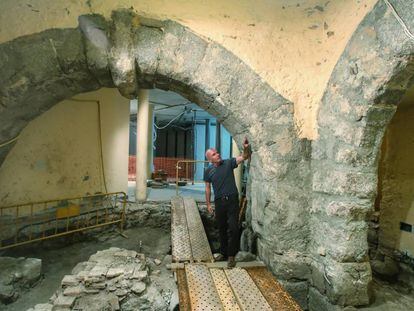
171;196;213;262
176;264;302;310
171;196;302;310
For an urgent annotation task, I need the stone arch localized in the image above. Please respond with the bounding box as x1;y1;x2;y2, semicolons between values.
0;11;298;166
312;0;414;307
0;9;312;304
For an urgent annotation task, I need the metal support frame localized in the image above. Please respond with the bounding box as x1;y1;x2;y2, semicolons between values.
0;192;127;250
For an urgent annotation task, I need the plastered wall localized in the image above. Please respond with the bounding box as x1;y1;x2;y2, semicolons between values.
0;0;377;139
0;88;130;206
378;87;414;256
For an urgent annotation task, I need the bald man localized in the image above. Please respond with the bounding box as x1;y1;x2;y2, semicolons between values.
204;138;250;268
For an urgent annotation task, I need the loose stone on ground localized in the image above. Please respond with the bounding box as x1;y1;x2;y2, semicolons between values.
0;257;42;304
26;247;176;310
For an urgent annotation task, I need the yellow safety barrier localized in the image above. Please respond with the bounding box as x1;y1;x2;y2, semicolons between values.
0;192;126;250
175;160;208;195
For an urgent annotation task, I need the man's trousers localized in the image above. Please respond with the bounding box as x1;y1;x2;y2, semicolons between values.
214;194;240;257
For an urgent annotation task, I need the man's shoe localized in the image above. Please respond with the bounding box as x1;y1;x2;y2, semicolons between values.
214;253;226;261
227;256;236;268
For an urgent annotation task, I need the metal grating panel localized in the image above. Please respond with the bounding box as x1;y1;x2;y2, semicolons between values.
183;197;213;262
176;269;192;311
210;268;241;311
171;196;192;262
247;267;302;310
225;268;272;311
186;264;223;311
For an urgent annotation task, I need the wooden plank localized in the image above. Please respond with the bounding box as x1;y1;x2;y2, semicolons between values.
171;196;192;262
247;267;302;310
225;267;272;311
183;197;213;262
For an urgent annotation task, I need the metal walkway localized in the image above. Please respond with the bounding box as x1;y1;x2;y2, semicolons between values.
171;196;302;310
176;265;302;311
171;196;213;262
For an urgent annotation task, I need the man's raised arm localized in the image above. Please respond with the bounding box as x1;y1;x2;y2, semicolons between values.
236;137;251;165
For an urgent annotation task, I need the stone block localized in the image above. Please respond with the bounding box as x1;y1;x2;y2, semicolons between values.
122;262;137;278
311;218;369;262
308;287;341;311
61;275;79;287
75;270;89;281
131;281;146;294
134;26;163;81
169;26;209;84
132;269;148;281
312;166;377;198
269;252;311;281
22;258;42;284
115;288;128;297
324;197;372;221
106;268;124;278
63;285;83;296
114;250;137;258
324;260;371;306
74;292;119;311
88;265;109;278
84;275;105;284
89;282;106;290
53;294;76;308
83;288;100;294
310;259;327;293
190;42;235;97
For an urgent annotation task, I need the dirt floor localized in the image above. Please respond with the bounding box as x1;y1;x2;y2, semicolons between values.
1;225;413;310
1;226;171;311
360;278;414;311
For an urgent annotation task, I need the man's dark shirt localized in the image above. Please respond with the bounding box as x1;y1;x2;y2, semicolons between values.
203;158;238;200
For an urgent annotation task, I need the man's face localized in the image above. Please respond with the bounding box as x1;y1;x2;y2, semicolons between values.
207;148;222;164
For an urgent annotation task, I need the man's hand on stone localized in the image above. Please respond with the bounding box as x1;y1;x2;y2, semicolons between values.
242;137;251;159
243;137;249;149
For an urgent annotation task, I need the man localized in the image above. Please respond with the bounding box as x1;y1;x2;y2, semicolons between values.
204;137;250;268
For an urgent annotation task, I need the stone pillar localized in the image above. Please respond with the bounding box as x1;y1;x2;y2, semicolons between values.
135;89;150;201
147;104;154;178
215;121;221;154
232;139;243;196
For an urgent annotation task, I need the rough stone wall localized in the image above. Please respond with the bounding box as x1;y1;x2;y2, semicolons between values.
311;0;414;307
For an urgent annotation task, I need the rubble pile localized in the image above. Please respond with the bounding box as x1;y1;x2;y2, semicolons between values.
28;248;176;311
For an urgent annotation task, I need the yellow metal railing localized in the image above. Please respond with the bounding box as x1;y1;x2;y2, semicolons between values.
0;192;126;250
175;160;208;195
